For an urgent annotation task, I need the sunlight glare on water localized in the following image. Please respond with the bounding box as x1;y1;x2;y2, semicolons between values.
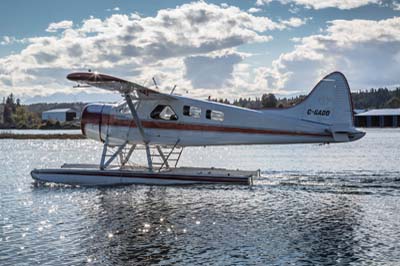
1;129;400;265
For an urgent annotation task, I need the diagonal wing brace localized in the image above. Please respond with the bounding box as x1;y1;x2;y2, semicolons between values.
124;93;153;171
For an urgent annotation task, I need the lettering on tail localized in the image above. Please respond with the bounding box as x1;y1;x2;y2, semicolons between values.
307;109;330;116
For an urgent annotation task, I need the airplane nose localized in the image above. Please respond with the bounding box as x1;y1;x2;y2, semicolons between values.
80;105;90;136
80;104;104;137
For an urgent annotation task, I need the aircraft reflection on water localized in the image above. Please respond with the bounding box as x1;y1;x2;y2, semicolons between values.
61;185;363;265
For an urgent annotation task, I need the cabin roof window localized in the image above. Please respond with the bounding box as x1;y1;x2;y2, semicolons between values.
183;105;201;118
206;109;224;121
151;105;178;121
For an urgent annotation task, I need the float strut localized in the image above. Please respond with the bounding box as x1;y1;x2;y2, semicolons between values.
124;93;153;171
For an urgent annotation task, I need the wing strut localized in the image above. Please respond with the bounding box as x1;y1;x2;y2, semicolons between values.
124;93;153;171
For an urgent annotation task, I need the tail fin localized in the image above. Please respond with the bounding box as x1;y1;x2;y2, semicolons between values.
287;72;359;141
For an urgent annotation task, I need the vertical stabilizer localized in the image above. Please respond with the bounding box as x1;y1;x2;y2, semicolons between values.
289;72;353;127
284;72;364;142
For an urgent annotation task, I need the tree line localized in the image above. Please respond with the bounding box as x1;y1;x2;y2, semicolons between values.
351;87;400;109
211;87;400;109
1;94;41;129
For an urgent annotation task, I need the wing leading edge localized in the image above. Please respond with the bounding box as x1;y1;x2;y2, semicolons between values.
67;72;176;100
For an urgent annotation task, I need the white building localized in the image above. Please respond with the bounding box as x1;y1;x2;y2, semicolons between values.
42;108;77;122
355;108;400;127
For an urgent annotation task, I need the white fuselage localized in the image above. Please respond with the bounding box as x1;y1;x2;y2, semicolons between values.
81;95;363;147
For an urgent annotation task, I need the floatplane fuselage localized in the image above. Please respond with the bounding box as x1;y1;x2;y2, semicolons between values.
31;71;365;186
81;94;361;147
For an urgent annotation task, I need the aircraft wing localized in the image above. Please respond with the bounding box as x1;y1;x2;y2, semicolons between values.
67;72;176;100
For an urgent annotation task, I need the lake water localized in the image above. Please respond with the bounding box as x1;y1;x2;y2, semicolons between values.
1;129;400;265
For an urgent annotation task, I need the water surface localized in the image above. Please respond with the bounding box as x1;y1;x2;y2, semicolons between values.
1;129;400;265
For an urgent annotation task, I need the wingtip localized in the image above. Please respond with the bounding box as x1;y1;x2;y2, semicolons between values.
66;72;84;81
66;72;127;83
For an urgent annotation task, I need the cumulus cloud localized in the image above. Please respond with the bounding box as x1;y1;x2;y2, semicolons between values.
256;0;273;6
280;17;307;27
256;0;380;9
248;7;262;13
1;36;14;45
46;20;73;32
184;52;244;89
0;36;27;46
393;1;400;10
107;7;120;12
0;2;286;101
263;17;400;93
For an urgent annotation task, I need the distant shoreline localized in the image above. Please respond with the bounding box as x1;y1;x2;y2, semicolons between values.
0;133;85;139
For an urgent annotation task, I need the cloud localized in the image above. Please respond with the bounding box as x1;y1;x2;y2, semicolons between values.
106;7;121;12
263;17;400;93
256;0;380;10
24;91;121;104
0;36;27;46
46;20;73;32
280;17;307;27
393;1;400;10
256;0;273;6
0;2;288;102
184;52;244;89
248;7;262;13
1;36;15;45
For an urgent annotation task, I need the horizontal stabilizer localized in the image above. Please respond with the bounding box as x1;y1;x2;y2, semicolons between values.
331;132;350;142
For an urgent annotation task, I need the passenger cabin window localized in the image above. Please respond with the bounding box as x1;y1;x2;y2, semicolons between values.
151;105;178;121
183;105;201;118
206;110;224;121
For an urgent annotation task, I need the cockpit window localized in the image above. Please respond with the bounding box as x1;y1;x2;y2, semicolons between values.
151;105;178;121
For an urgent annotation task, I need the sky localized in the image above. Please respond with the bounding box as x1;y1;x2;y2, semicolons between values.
0;0;400;103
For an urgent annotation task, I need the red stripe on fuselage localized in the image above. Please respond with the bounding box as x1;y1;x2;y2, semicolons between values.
81;111;330;138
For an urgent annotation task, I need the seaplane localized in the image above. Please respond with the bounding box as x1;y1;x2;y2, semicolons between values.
31;71;365;186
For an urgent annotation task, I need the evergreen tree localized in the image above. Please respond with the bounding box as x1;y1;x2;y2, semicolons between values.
261;93;278;108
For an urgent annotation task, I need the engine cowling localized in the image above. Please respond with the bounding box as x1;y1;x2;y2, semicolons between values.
81;104;112;142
